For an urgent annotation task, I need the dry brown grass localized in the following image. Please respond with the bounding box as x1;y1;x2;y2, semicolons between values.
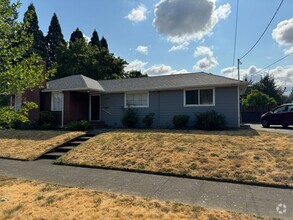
0;176;265;220
58;129;293;186
0;130;84;160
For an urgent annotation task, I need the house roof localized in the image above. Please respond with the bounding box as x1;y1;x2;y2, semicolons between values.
43;72;248;94
42;74;104;92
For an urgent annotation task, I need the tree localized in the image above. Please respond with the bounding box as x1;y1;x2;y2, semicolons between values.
69;28;84;47
89;29;100;48
54;41;128;80
23;3;48;61
252;74;284;103
286;88;293;103
242;90;277;107
100;36;108;50
125;70;147;78
46;13;65;65
0;0;47;127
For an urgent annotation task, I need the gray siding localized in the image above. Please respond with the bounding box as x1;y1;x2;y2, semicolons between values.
101;86;239;128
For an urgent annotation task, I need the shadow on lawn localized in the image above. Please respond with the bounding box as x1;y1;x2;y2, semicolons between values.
102;128;260;137
0;130;72;140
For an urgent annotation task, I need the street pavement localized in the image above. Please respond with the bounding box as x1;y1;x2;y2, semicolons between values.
0;158;292;219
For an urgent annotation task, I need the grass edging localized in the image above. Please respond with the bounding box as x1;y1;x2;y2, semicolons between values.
54;161;293;190
0;156;29;161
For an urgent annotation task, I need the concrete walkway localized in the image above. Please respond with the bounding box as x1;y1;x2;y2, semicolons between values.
0;158;292;219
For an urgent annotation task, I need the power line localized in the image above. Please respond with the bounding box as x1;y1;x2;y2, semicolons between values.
239;0;284;60
254;52;293;75
232;0;239;69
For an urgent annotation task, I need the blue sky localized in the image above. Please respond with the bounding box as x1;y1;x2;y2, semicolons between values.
18;0;293;93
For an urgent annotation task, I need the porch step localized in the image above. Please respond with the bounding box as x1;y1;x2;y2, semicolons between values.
38;134;95;160
42;152;66;159
68;141;84;146
58;146;76;152
90;121;106;129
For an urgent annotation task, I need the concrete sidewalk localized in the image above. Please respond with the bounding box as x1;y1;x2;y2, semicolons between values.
0;158;292;219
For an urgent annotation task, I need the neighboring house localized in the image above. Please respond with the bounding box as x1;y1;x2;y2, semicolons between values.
12;72;248;128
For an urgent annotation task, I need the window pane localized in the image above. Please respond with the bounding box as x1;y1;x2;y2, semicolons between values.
200;89;213;104
186;90;198;105
52;92;63;111
126;93;148;107
15;93;22;110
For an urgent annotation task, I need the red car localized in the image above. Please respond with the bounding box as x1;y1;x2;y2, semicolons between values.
260;103;293;128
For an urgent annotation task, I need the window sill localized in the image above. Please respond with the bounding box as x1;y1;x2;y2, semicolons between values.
184;104;215;107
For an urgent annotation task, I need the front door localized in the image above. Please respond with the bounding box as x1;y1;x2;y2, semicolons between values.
90;95;100;121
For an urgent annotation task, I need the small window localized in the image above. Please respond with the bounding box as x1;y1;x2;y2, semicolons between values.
184;88;214;106
51;92;63;111
15;93;22;110
125;92;149;108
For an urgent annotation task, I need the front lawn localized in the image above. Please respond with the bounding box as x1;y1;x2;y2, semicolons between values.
0;176;265;219
0;130;84;160
58;129;293;187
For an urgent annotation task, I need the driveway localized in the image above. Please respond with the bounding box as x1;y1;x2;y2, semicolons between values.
248;124;293;135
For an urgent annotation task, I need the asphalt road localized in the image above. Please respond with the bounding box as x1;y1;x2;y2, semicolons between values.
248;124;293;135
0;159;292;219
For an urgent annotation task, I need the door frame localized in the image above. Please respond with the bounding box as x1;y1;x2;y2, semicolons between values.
89;94;101;121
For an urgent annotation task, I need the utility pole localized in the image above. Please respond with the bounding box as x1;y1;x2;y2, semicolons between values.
237;58;240;80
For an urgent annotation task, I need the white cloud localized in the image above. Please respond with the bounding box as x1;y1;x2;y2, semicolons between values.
193;46;218;70
83;34;91;43
272;18;293;55
145;64;187;76
124;60;187;76
126;5;147;23
124;59;148;72
153;0;231;43
284;46;293;55
169;42;189;52
221;65;293;93
135;45;149;55
215;3;231;20
272;18;293;46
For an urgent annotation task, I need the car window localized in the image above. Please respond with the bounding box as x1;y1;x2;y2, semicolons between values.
273;106;287;113
288;105;293;111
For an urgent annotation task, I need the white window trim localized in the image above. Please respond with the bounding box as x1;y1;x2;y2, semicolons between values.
124;91;149;108
51;92;64;111
183;88;215;107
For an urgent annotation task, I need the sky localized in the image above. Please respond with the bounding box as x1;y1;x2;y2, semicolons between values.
17;0;293;94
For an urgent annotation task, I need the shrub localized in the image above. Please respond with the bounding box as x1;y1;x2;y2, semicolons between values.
66;120;89;131
39;111;56;129
122;108;138;128
195;110;226;130
173;115;189;129
0;102;37;129
142;113;155;128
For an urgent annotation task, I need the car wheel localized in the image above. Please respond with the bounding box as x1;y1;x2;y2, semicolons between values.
282;124;289;128
261;120;270;128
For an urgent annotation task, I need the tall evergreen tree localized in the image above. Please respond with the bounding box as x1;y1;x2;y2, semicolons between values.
89;29;100;48
100;36;108;50
69;28;85;49
23;3;48;61
46;13;65;65
252;74;285;103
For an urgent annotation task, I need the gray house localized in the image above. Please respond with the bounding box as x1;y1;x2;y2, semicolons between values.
38;72;248;128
